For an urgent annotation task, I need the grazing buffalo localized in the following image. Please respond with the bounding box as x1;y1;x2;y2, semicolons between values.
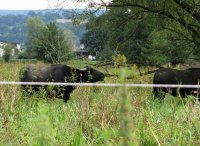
153;68;200;99
20;64;105;102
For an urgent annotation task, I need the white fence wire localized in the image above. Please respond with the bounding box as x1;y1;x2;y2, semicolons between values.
0;81;200;88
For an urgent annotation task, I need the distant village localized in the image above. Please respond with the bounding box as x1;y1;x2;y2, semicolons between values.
0;41;96;60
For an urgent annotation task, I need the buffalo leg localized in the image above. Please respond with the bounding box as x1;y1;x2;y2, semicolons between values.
63;91;70;102
153;87;166;100
62;86;74;102
21;85;39;96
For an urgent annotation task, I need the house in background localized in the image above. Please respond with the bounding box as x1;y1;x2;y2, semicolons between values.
0;42;6;56
73;44;97;60
0;42;21;57
73;44;90;58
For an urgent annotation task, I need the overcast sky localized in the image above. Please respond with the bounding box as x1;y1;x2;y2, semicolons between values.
0;0;88;10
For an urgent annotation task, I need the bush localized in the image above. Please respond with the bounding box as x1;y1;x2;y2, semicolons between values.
3;54;11;62
3;44;12;62
112;53;127;67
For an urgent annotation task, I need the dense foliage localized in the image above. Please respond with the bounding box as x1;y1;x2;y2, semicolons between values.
80;0;199;66
26;17;74;63
80;16;108;58
2;44;13;62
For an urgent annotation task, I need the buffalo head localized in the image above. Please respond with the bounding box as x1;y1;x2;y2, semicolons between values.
82;66;105;82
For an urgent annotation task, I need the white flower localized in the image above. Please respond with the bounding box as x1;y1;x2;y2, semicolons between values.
156;119;161;124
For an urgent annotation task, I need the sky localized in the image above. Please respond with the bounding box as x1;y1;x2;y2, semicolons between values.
0;0;88;10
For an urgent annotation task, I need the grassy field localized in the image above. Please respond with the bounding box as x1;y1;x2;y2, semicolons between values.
0;61;200;146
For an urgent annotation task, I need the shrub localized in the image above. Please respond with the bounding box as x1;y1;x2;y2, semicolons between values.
112;53;127;67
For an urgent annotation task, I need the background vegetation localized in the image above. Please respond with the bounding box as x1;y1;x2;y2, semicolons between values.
0;9;86;44
1;1;199;67
80;0;200;66
25;17;74;63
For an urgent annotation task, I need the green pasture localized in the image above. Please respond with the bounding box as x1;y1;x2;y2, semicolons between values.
0;61;199;146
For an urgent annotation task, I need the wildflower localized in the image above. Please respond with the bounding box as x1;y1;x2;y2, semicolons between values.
156;119;161;124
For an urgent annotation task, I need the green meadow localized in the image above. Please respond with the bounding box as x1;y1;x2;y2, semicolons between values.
0;61;200;146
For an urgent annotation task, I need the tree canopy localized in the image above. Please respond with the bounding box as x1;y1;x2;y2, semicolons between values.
26;17;75;63
65;0;200;65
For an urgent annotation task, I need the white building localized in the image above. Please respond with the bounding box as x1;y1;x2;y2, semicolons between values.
0;42;21;57
0;42;7;57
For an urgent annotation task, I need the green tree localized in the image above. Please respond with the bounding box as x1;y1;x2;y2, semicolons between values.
81;16;108;58
27;19;74;63
3;44;13;62
26;16;45;50
64;0;199;65
145;30;194;66
40;22;73;63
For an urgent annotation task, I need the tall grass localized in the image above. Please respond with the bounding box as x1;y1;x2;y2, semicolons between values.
0;62;200;145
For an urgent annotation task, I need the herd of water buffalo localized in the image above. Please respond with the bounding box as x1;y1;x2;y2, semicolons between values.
19;64;200;102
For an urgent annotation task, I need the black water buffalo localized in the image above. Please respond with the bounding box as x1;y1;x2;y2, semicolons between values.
153;68;200;99
20;64;105;102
